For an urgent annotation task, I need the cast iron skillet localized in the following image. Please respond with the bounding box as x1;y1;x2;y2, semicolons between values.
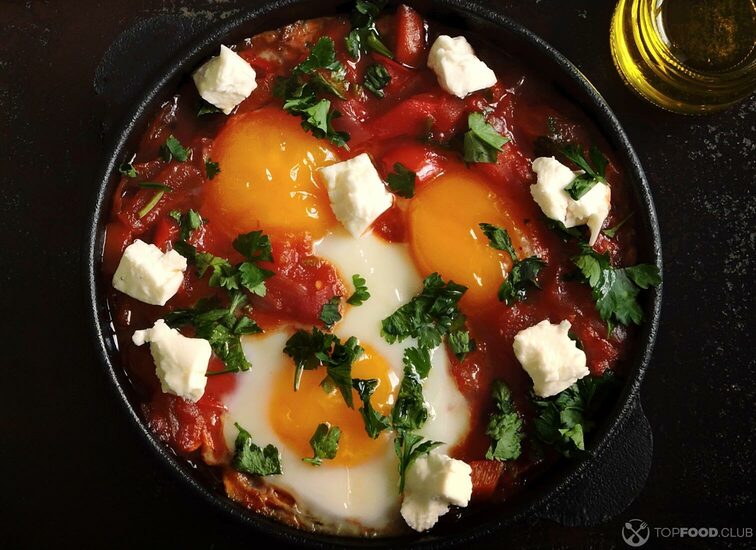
85;0;663;546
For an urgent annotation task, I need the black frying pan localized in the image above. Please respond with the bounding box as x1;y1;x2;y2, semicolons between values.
85;0;663;546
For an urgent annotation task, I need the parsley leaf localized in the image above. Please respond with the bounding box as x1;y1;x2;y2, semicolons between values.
296;37;344;74
391;347;432;431
166;292;261;374
546;219;583;241
233;230;273;263
386;162;416;198
448;329;476;361
232;422;282;476
352;378;390;438
561;145;608;200
197;100;222;116
205;159;221;180
602;212;633;238
463;112;510;163
137;190;166;218
498;256;547;305
479;222;517;260
347;274;370;306
394;431;442;493
346;0;392;59
532;372;618;457
160;135;190;163
485;380;524;461
169;209;203;241
572;244;661;333
381;273;467;349
364;63;391;98
119;162;138;178
319;296;342;328
302;423;341;466
283;328;363;408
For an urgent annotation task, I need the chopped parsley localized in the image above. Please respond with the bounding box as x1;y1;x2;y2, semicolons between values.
232;422;282;476
119;162;137;178
274;38;350;147
381;272;467;349
352;378;390;438
394;431;442;492
346;274;370;306
533;372;619;457
448;329;476;361
386;162;416;198
197;100;222;116
572;244;661;333
302;423;341;466
160;135;190;163
479;223;546;305
602;212;633;238
561;145;608;200
345;0;393;59
485;380;524;461
391;347;432;431
463;112;510;163
364;63;391;98
319;296;342;328
283;328;363;408
137;182;172;191
546;219;583;242
137;190;166;218
166;292;261;374
205;159;221;180
169;209;203;241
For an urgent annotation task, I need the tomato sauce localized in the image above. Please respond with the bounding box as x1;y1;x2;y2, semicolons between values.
103;5;640;516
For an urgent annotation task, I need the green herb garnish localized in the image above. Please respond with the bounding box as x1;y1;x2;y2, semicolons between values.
485;380;524;461
346;0;393;59
232;422;282;475
197;100;222;116
302;423;341;466
319;296;343;328
391;347;432;431
169;209;203;241
205;159;221;180
448;329;476;361
561;145;608;200
347;274;370;306
364;63;391;98
394;431;442;492
119;162;138;178
602;212;633;238
463;112;510;163
386;162;416;198
352;378;390;438
160;135;190;163
137;191;166;218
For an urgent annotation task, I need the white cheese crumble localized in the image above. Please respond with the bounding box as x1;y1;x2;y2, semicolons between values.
112;240;187;306
192;45;257;115
400;453;473;532
530;156;611;245
318;153;393;237
132;319;212;402
427;35;497;98
513;319;589;398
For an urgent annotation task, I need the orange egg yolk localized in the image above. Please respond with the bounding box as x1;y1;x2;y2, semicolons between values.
269;343;397;467
408;167;532;306
203;107;339;239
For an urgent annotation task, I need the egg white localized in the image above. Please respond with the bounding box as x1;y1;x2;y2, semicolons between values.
223;229;470;531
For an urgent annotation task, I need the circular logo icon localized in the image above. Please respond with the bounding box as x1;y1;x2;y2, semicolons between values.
622;519;651;547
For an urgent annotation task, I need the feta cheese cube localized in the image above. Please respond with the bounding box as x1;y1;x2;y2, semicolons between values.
192;45;257;115
427;35;497;98
530;156;611;245
400;453;473;532
318;153;393;237
132;319;212;402
513;319;589;398
112;240;187;306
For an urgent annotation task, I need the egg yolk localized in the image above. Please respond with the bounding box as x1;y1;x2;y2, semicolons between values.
203;107;339;239
408;167;531;306
269;343;398;467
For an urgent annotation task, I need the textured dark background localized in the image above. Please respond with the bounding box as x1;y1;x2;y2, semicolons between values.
1;0;754;548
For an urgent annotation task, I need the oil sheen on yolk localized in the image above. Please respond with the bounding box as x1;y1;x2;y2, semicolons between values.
408;168;529;306
203;107;338;239
269;343;395;467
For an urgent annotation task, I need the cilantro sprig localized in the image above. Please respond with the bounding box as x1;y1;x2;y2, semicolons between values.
463;112;510;163
119;162;138;178
561;145;608;200
394;431;442;492
572;244;661;333
448;329;476;361
302;423;341;466
169;209;203;241
364;63;391;98
319;296;342;328
485;380;524;461
346;0;393;59
205;159;221;180
533;372;618;457
283;328;363;408
602;212;633;238
160;135;190;163
352;378;390;438
479;223;546;305
386;162;416;198
347;274;370;306
232;422;282;476
391;347;432;431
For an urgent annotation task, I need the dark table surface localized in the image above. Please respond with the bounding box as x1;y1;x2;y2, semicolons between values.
1;0;754;548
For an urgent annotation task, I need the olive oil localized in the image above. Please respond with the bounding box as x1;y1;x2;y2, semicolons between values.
610;0;756;113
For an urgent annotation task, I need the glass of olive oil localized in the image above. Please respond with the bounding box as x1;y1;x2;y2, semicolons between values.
610;0;756;114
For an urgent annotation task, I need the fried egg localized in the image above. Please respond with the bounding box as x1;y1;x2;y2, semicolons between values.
223;230;470;532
